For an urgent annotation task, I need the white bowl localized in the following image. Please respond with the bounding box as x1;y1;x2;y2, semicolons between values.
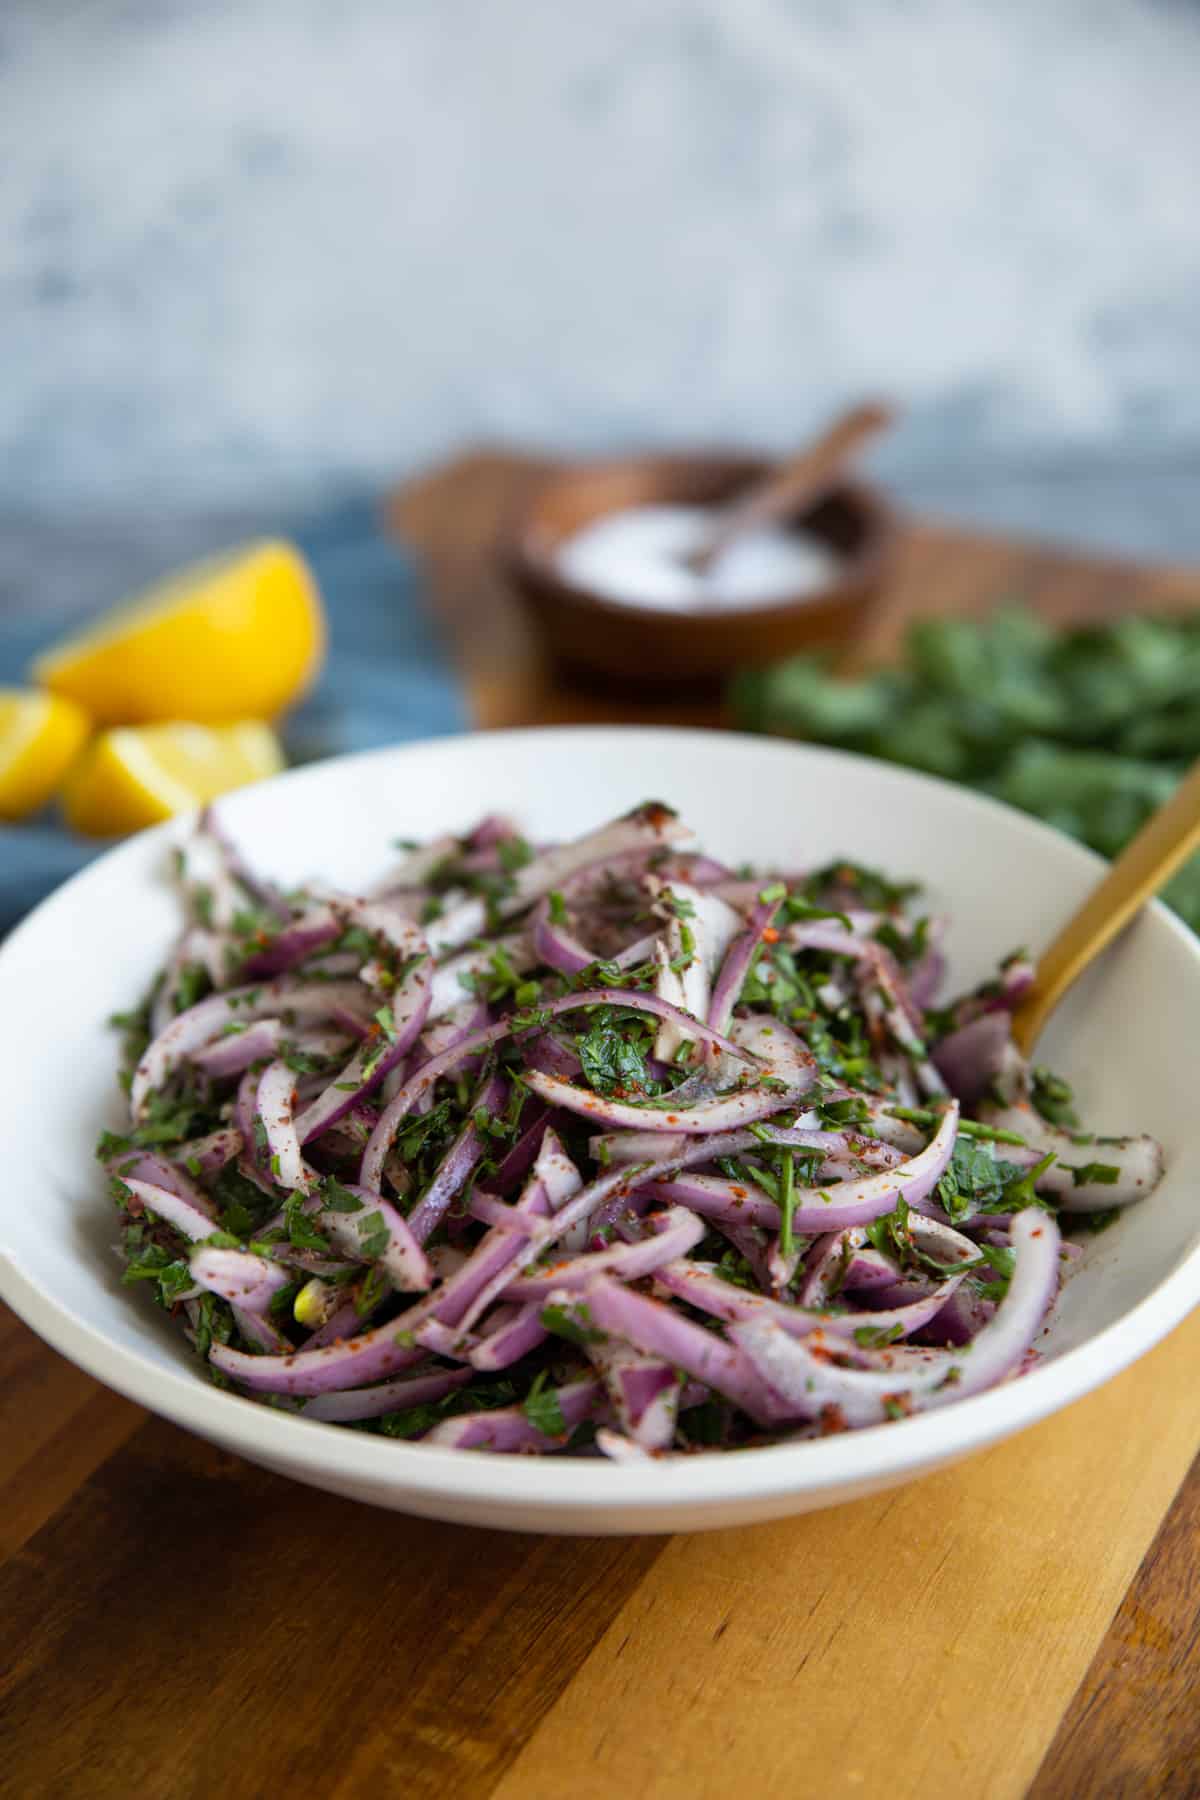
2;728;1198;1534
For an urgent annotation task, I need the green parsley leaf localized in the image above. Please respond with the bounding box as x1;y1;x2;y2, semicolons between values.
853;1321;905;1348
1068;1161;1120;1187
576;1015;656;1096
539;1301;606;1346
522;1370;568;1438
321;1177;365;1214
356;1210;391;1261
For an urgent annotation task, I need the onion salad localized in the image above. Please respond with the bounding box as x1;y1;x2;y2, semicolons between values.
100;801;1164;1458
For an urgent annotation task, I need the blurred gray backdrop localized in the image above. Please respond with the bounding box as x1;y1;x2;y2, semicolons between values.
3;0;1200;576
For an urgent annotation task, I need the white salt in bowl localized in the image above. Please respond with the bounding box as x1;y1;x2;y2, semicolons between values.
1;728;1198;1533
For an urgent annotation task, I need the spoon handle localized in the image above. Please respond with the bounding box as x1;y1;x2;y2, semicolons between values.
1011;753;1200;1055
687;402;893;576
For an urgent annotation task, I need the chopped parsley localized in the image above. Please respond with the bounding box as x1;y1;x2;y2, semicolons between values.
522;1370;569;1438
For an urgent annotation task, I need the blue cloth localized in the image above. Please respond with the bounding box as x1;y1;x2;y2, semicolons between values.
0;497;466;927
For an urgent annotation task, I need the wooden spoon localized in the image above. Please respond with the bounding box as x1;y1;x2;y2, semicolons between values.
1011;754;1200;1054
682;401;894;577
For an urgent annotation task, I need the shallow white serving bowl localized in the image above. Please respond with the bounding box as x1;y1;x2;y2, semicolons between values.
2;728;1198;1534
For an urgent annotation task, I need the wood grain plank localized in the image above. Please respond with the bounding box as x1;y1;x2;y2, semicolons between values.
0;1416;663;1800
0;1313;129;1564
489;1313;1200;1800
1030;1449;1200;1799
0;1372;144;1560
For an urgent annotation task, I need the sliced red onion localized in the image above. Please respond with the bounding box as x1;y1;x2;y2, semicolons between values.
712;1217;775;1292
500;802;689;921
503;1206;706;1299
734;1210;1061;1425
523;1033;582;1081
728;1014;819;1090
104;1149;216;1219
121;1177;215;1243
215;1133;581;1396
192;1019;284;1080
978;1097;1164;1211
465;1301;549;1370
232;1307;292;1353
411;1131;583;1341
648;1174;780;1230
299;1299;363;1350
413;1002;484;1059
931;1010;1013;1104
908;942;947;1009
653;1258;965;1343
523;1069;806;1138
590;1129;688;1166
238;905;340;979
315;1186;432;1291
429;936;535;1018
586;1338;681;1450
198;806;292;923
209;1312;429;1395
300;1365;473;1424
173;1126;243;1178
131;976;375;1119
944;955;1037;1032
360;986;762;1189
579;1278;786;1427
255;1059;314;1193
656;1103;957;1235
468;1192;527;1232
650;877;742;1060
798;1226;869;1306
151;926;225;1035
423;1376;606;1451
707;894;780;1037
294;955;433;1146
485;1109;553;1197
189;1246;291;1310
371;832;458;895
424;895;490;957
595;1429;656;1462
919;1284;995;1347
840;1246;907;1293
404;1070;509;1243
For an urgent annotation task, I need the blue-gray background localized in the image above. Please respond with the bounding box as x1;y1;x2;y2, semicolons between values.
3;0;1200;610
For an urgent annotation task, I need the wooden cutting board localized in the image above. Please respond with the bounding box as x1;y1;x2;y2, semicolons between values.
1;449;1197;1798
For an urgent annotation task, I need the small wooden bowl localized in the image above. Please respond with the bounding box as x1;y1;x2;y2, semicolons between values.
501;451;897;685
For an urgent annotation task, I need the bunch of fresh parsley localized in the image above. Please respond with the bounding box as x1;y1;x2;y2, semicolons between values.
730;604;1200;931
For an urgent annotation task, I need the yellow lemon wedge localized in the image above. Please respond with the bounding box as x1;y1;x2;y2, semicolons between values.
62;720;285;838
0;689;91;820
33;540;325;725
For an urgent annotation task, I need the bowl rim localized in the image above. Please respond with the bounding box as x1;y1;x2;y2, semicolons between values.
501;454;898;627
2;724;1198;1518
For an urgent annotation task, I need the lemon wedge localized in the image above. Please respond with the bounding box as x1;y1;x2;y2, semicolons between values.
62;721;285;838
0;689;91;820
34;540;325;725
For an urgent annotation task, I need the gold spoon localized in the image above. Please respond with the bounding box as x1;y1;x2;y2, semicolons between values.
1011;753;1200;1055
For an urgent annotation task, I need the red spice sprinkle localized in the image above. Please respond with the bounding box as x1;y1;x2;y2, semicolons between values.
818;1404;848;1435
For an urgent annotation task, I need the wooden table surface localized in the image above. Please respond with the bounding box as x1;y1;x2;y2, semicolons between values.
3;450;1199;1798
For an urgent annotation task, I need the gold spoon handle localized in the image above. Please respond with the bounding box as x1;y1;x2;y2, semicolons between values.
1011;754;1200;1055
